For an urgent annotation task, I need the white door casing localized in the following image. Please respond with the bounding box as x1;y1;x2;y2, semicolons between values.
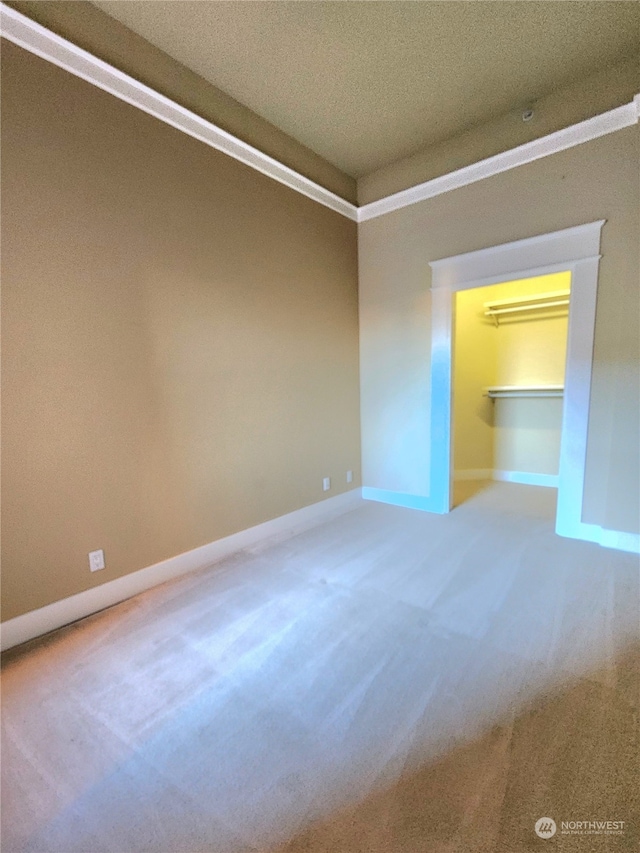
427;220;605;543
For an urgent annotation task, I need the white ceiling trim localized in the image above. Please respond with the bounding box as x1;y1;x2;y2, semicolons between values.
0;3;359;221
357;102;639;222
1;3;638;225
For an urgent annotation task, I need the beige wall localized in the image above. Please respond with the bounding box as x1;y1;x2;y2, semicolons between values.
7;1;357;204
358;57;640;204
359;125;639;534
453;286;496;473
1;42;360;621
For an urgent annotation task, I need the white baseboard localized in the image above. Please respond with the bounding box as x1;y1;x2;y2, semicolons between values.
361;486;441;513
454;469;558;487
0;489;364;652
556;519;640;554
492;470;559;488
597;527;640;554
369;477;638;554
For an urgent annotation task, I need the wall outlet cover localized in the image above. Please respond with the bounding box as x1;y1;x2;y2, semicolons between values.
89;549;105;572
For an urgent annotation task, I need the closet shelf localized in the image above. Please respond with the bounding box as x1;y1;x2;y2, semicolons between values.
485;385;564;399
484;289;570;325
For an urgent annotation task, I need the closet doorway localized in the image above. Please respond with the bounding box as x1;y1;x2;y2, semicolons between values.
427;221;604;545
452;271;571;507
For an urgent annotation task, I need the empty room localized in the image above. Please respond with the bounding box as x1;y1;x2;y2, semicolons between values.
1;2;639;852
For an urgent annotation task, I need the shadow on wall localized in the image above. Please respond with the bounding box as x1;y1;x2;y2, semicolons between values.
452;478;493;508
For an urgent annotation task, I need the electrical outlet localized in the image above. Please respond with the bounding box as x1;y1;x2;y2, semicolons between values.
89;549;105;572
346;470;353;483
322;477;331;491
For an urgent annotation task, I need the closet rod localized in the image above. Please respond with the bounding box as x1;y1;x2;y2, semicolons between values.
485;298;569;317
483;289;570;325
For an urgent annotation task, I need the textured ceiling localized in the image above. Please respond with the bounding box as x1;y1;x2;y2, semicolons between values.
93;1;640;178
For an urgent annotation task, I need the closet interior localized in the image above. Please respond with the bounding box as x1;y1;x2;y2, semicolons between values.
452;270;572;505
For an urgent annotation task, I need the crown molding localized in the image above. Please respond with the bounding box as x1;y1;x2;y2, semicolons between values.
1;3;638;225
357;102;639;222
0;3;359;221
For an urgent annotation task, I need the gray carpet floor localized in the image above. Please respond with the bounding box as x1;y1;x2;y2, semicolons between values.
2;483;639;852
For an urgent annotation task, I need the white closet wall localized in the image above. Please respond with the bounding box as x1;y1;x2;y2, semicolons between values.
454;272;571;485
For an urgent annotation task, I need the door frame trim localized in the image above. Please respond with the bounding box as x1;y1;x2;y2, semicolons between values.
427;220;604;543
